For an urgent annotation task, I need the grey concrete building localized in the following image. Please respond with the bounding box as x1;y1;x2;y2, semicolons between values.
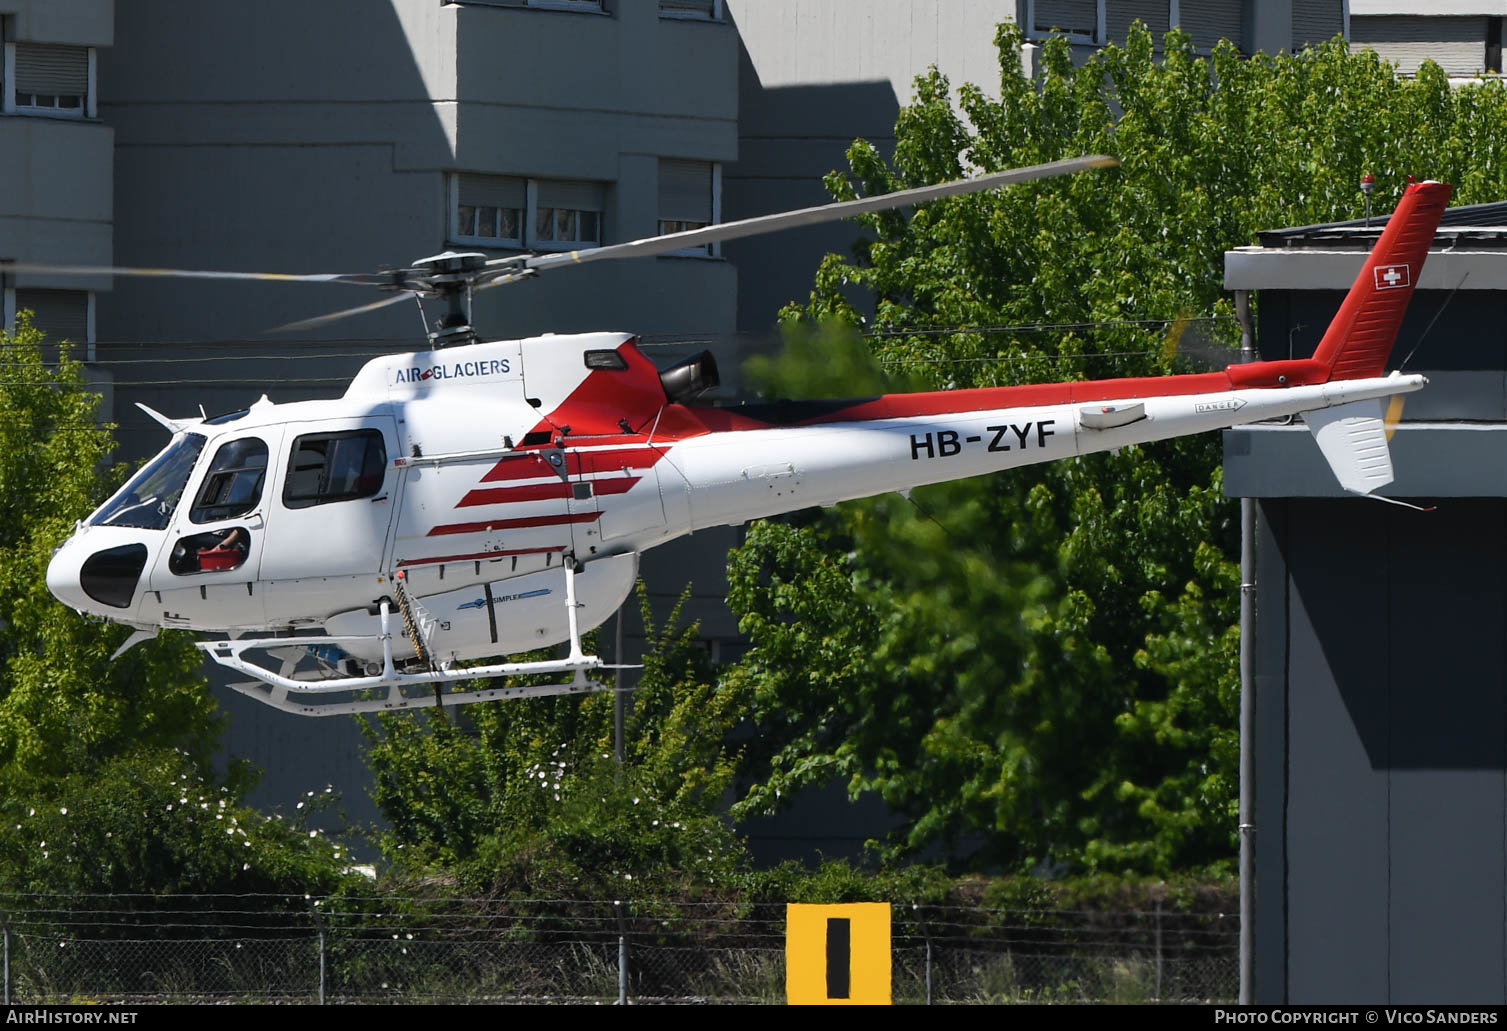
725;1;1350;337
1224;204;1507;1003
100;0;737;457
1351;1;1504;76
86;0;739;827
0;0;111;359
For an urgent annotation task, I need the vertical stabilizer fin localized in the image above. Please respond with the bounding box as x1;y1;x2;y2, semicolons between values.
1304;398;1395;494
1311;180;1451;381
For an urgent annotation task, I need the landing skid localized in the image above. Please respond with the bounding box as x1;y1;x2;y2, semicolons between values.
199;560;628;717
221;666;612;717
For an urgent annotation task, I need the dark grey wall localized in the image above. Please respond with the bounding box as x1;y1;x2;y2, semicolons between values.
1256;287;1507;421
1254;498;1507;1004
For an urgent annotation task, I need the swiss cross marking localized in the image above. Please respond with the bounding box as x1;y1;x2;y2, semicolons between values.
1374;264;1410;290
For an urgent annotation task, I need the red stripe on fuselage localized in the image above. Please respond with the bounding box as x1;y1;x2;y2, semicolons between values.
397;546;564;568
428;512;602;537
458;475;641;508
480;444;667;483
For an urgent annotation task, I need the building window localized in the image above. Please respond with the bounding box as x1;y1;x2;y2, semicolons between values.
13;288;93;362
1105;2;1171;46
1030;0;1102;42
1175;0;1244;52
283;430;387;509
12;43;89;117
450;174;603;251
532;180;601;247
455;174;525;247
191;437;269;524
660;0;721;20
657;159;718;255
524;0;602;11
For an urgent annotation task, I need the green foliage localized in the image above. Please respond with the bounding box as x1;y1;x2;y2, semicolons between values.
738;858;954;906
0;316;219;774
0;750;356;895
365;585;751;896
0;316;355;894
727;26;1507;875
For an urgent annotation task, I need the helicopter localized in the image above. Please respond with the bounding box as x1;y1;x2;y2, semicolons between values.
28;162;1449;716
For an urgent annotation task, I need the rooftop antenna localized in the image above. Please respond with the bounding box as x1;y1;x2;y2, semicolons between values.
1361;173;1375;227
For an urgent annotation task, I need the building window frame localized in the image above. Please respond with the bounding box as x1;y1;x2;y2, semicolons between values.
527;180;602;251
7;286;96;362
1;34;12;115
452;175;525;249
657;159;722;259
449;173;603;252
524;0;604;12
659;0;722;21
7;42;94;120
1024;0;1106;45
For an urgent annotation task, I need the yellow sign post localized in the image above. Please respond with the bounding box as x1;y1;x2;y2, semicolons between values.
785;902;892;1005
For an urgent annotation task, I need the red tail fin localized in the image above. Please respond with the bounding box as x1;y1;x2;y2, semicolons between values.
1312;180;1451;381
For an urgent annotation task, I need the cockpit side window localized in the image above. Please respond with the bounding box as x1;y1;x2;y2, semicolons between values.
190;437;268;524
91;433;207;531
283;430;387;509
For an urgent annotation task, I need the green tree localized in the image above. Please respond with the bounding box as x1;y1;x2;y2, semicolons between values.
364;587;750;896
0;315;217;772
725;26;1507;874
0;315;356;894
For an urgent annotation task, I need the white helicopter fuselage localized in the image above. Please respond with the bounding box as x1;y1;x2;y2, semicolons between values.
47;328;1421;671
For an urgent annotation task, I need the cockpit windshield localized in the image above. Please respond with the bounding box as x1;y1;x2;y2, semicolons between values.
90;433;208;530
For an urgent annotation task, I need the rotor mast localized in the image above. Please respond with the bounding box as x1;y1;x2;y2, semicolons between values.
409;252;492;348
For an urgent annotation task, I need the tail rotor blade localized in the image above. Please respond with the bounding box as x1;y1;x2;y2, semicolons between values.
1384;395;1406;441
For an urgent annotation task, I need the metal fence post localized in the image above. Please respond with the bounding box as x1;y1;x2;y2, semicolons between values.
1154;899;1164;1002
614;900;629;1005
912;903;932;1005
307;898;326;1005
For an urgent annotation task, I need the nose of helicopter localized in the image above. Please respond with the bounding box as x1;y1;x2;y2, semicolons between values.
46;541;89;612
47;538;149;615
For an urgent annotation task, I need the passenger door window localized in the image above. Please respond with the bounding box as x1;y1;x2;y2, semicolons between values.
283;430;387;508
190;437;268;523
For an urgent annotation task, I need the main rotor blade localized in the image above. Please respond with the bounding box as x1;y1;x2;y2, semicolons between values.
264;291;417;334
1;261;391;287
522;154;1117;275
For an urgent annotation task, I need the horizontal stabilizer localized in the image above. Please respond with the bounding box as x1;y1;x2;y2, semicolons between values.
1303;398;1395;494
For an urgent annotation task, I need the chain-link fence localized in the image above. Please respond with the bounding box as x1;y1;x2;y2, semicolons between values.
0;895;1236;1004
